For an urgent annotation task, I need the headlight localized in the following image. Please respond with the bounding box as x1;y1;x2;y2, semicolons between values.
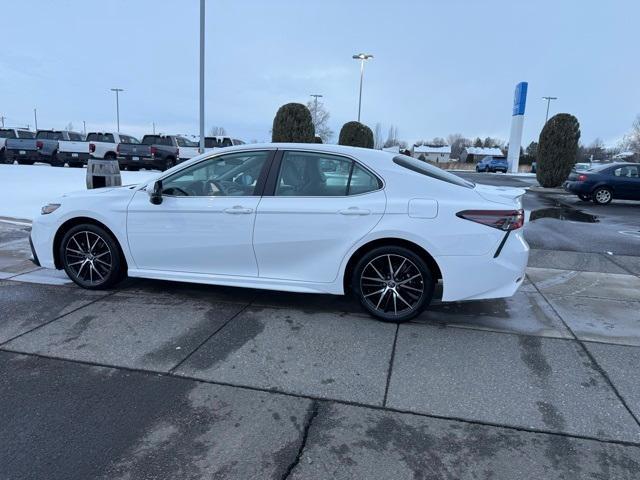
41;203;61;215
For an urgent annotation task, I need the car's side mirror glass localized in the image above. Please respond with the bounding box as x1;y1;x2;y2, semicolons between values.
149;180;163;205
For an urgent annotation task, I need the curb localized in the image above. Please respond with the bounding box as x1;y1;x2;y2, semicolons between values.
527;186;571;195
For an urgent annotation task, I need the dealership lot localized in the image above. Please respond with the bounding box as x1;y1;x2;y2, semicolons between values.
1;190;640;479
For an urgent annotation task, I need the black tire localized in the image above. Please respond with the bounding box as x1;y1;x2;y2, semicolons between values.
50;151;64;167
17;159;34;165
68;162;83;168
60;224;126;289
352;246;434;323
126;165;140;171
104;152;117;160
475;166;480;172
578;194;590;201
163;157;176;171
592;187;612;205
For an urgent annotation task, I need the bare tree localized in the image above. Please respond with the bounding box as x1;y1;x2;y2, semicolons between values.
306;99;333;143
620;115;640;153
65;122;74;131
208;126;227;136
430;137;447;147
373;123;383;149
384;125;399;148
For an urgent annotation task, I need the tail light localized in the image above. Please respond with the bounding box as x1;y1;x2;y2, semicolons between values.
457;209;524;231
89;143;96;153
150;146;157;156
36;140;43;150
577;174;588;181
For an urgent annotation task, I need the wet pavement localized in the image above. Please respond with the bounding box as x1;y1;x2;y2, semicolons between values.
1;191;640;479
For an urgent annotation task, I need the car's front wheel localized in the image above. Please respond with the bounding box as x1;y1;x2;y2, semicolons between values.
60;224;125;289
592;187;612;205
352;246;434;323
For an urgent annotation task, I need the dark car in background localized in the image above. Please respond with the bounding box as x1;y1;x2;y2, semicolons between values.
476;156;508;173
564;162;640;204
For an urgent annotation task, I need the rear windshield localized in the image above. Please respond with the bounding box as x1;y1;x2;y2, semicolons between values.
0;129;16;139
176;136;198;147
18;130;35;139
142;135;173;146
86;133;115;143
68;132;84;141
119;135;140;144
393;155;475;188
37;131;64;140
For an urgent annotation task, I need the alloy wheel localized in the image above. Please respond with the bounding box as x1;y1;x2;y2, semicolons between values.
359;254;424;317
64;230;113;285
594;189;611;204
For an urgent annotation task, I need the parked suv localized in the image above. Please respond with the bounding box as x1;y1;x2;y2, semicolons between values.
117;135;180;171
87;132;140;161
1;128;35;164
476;156;508;173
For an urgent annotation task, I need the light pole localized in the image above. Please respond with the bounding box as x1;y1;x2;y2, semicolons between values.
34;108;38;130
542;96;558;124
110;88;124;132
310;94;323;129
198;0;205;153
352;53;373;122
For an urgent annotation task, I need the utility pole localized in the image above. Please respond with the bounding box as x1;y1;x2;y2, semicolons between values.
310;94;323;129
34;108;38;130
152;122;156;134
83;120;86;136
542;96;558;124
198;0;205;153
110;88;124;132
352;53;373;122
0;115;5;127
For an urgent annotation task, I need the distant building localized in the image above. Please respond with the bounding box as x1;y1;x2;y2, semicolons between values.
413;145;452;163
460;147;505;163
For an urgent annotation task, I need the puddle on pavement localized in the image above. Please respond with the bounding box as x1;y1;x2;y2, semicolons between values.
529;200;599;223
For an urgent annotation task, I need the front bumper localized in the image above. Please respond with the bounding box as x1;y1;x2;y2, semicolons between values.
29;235;41;267
436;229;529;302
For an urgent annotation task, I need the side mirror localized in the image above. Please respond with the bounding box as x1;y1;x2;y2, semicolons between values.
148;180;163;205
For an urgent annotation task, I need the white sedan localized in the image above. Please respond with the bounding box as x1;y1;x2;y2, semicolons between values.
30;144;529;322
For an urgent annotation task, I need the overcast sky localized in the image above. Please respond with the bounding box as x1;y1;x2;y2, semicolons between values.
1;0;638;147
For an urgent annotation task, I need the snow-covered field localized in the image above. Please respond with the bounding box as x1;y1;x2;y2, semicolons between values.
0;164;157;221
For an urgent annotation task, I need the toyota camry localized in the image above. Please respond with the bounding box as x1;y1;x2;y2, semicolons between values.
30;144;529;322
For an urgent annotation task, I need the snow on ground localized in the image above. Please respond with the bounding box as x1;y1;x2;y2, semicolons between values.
0;164;158;221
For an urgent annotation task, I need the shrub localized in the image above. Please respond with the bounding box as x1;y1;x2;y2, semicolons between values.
418;153;426;161
338;121;374;148
313;136;323;144
272;103;315;143
536;114;581;187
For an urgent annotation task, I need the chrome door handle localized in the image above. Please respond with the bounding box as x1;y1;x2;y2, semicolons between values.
339;207;371;216
223;206;254;214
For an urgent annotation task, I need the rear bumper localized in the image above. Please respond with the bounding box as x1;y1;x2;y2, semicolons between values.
59;151;90;165
118;156;165;169
563;181;591;194
436;229;529;301
7;149;39;163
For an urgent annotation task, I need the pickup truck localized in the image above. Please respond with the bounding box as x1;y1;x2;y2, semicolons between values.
86;131;140;160
1;128;35;164
33;130;90;167
117;134;180;171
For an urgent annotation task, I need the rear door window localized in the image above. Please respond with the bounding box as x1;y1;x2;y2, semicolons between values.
393;154;475;188
17;130;34;139
0;129;16;139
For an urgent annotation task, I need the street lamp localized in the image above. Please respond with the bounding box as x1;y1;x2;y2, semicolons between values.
542;96;558;124
110;88;124;132
352;53;373;122
198;0;205;153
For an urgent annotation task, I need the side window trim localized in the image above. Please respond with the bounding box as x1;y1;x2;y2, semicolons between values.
262;149;383;197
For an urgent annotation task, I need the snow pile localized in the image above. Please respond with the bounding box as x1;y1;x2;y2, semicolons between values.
0;164;158;221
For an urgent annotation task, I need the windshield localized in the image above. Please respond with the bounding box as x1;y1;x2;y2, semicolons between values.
393;154;475;188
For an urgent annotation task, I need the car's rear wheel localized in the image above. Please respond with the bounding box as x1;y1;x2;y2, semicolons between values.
592;187;612;205
578;194;591;201
60;224;125;289
163;157;176;171
352;246;434;323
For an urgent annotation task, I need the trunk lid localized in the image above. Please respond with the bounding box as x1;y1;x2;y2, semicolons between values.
474;184;525;208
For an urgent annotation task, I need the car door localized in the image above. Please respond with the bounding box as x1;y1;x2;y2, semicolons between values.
253;150;386;283
611;165;640;199
127;149;274;276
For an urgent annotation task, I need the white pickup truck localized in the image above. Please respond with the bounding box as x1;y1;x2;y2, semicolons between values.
33;130;90;167
1;128;35;163
86;132;141;160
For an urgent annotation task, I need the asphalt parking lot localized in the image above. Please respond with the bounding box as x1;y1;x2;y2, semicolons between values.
1;183;640;479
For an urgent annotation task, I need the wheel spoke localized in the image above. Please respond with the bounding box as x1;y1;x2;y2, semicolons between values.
400;284;423;293
89;234;100;253
71;237;84;253
398;274;421;285
375;289;388;309
90;263;104;280
362;276;385;283
395;291;413;309
387;255;394;277
364;288;386;298
393;292;397;315
395;258;406;279
370;263;385;280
